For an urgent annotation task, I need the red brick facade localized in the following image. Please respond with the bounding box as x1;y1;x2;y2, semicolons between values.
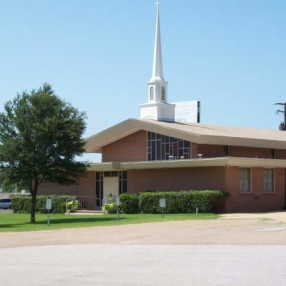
102;131;147;162
128;167;226;193
127;166;285;212
194;144;225;158
225;167;285;212
101;131;285;161
229;146;273;158
39;130;286;213
39;172;95;197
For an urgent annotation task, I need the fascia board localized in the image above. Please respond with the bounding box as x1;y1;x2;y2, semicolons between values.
88;157;286;171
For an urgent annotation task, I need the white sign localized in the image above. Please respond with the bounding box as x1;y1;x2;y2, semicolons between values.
115;197;120;207
46;199;52;210
159;198;166;208
173;101;200;123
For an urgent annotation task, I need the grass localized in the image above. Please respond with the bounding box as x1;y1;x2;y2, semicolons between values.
0;213;219;232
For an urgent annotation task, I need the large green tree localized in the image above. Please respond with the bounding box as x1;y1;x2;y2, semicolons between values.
0;83;88;223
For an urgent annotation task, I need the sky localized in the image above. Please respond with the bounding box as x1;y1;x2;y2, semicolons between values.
0;0;286;162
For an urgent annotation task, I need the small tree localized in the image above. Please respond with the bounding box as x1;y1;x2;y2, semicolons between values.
0;83;88;223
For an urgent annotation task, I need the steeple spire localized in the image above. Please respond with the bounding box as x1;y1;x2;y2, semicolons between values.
151;1;164;81
139;1;175;122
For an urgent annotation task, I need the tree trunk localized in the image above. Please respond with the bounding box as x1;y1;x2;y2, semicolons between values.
30;179;39;224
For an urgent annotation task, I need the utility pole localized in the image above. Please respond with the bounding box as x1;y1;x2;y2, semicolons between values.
275;102;286;130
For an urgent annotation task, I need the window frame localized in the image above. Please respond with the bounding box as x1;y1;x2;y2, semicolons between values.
239;168;252;193
147;132;191;161
263;168;275;193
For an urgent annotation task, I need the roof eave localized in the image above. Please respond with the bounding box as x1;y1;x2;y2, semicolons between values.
88;157;286;171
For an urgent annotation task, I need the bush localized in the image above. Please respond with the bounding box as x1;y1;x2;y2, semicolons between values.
66;199;79;211
102;203;117;214
120;193;139;214
140;190;227;214
11;195;77;214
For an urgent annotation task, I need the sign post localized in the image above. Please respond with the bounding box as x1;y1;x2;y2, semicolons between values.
159;198;166;218
115;197;120;222
46;198;52;226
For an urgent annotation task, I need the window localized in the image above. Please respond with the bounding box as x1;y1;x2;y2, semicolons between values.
150;87;154;100
148;132;191;161
161;87;165;100
95;172;103;206
263;169;274;193
239;168;251;193
224;146;230;156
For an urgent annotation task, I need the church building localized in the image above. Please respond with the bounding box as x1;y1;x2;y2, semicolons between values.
40;3;286;213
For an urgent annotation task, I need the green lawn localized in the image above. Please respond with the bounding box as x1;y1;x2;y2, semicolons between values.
0;213;219;232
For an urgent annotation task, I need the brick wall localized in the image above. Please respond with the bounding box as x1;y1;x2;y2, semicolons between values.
230;146;273;158
194;144;274;159
275;149;286;159
38;171;95;197
128;167;226;193
100;130;286;162
102;131;147;162
225;167;285;212
196;144;225;158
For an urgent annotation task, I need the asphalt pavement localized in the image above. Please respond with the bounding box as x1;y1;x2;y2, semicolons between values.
0;244;285;286
0;209;12;213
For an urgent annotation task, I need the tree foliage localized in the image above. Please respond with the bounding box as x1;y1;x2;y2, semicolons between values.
0;83;88;222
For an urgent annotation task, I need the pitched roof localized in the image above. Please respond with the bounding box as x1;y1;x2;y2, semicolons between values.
85;118;286;153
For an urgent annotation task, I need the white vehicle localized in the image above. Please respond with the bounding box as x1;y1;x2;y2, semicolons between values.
0;198;12;209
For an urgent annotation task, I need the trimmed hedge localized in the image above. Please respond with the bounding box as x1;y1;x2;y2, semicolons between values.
140;190;227;214
11;195;77;214
120;193;139;214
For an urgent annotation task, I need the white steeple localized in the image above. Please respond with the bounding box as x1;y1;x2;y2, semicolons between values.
139;1;175;122
151;1;164;82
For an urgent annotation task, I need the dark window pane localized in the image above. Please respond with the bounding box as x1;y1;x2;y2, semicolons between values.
123;181;127;193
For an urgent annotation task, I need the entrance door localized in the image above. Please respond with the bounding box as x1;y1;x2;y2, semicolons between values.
103;176;119;199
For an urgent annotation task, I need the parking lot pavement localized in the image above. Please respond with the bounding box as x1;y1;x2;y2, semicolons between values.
221;211;286;223
0;244;285;286
0;209;12;213
0;217;286;248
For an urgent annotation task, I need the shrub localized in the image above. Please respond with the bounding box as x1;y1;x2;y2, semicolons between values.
140;190;227;214
11;195;77;214
102;203;117;214
66;199;79;211
120;193;139;214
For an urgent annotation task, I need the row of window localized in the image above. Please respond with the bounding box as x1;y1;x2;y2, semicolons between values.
150;86;165;101
148;132;191;161
239;168;274;193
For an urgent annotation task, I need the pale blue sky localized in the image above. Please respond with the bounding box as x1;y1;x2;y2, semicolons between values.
0;0;286;161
